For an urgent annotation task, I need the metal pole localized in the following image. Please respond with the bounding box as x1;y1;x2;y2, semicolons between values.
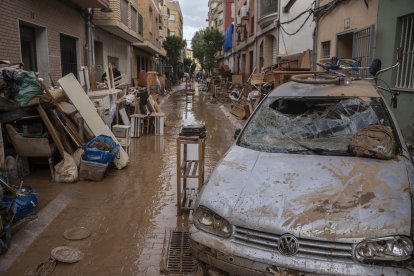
312;0;320;71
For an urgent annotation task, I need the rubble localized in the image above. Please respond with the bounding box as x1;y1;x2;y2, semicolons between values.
0;60;170;254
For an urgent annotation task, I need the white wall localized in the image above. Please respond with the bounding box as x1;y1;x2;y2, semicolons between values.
278;0;315;56
94;28;132;84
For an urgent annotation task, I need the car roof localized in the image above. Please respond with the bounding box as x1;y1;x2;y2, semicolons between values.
269;80;381;98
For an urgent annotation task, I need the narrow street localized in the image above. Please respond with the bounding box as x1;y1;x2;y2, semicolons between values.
3;83;237;275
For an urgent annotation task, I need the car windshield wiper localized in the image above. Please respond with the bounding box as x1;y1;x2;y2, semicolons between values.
281;132;324;155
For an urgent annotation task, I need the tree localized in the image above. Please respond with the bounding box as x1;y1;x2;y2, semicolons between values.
163;36;186;84
190;62;197;75
183;58;192;73
191;28;224;73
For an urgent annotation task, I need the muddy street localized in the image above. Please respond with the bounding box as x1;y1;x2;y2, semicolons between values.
3;83;236;275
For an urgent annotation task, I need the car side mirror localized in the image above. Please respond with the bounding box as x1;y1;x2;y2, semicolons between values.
234;128;241;140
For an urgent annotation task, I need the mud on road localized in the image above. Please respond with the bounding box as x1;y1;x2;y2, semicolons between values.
4;84;236;275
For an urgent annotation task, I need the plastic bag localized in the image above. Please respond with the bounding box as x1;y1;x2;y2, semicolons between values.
13;71;43;106
2;186;38;223
54;151;78;183
83;135;120;164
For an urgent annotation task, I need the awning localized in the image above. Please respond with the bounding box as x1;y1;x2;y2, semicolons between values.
133;41;166;57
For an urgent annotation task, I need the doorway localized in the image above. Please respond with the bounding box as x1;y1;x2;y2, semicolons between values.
20;25;37;71
94;41;104;80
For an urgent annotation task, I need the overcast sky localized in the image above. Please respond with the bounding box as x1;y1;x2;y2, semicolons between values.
178;0;209;47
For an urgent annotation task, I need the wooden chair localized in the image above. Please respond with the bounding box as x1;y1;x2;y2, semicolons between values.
6;124;55;182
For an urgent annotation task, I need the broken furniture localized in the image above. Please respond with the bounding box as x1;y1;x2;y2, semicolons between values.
6;124;55;182
176;124;206;215
112;124;131;154
59;74;129;170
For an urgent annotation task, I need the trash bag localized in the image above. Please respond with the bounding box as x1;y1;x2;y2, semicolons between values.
13;71;43;106
54;151;78;183
349;124;395;160
83;135;119;164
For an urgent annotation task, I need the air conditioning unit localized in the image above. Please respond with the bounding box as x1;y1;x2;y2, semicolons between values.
240;5;249;18
237;16;242;24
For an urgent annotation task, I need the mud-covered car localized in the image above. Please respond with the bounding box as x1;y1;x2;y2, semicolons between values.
190;80;414;275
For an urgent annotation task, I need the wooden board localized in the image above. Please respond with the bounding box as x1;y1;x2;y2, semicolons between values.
58;73;129;169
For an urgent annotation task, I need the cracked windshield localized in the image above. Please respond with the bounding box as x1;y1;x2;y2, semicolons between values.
0;0;413;276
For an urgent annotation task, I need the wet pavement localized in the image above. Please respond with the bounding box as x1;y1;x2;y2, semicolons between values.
3;82;236;275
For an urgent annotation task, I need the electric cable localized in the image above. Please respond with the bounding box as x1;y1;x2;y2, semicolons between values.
280;10;313;36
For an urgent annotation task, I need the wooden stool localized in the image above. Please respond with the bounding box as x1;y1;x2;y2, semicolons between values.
130;114;148;138
149;113;165;135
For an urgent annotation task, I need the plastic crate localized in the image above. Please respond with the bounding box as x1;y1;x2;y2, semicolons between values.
79;159;108;181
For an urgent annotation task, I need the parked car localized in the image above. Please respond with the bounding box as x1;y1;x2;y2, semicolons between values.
190;80;414;275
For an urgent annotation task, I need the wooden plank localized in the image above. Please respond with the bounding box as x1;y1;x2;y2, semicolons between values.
58;73;129;169
37;105;65;157
46;109;75;154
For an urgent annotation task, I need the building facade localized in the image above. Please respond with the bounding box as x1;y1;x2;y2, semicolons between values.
166;0;183;38
221;0;314;81
0;0;109;85
133;0;167;76
316;0;379;70
92;0;144;84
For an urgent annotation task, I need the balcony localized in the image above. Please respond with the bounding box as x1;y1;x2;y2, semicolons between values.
71;0;109;8
258;0;278;29
93;0;143;43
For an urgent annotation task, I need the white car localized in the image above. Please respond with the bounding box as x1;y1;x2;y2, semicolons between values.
190;80;414;275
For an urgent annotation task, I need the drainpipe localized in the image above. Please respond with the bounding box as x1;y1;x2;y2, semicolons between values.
312;0;319;71
253;0;257;73
86;8;94;68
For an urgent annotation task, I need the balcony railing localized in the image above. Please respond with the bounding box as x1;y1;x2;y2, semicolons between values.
258;0;278;28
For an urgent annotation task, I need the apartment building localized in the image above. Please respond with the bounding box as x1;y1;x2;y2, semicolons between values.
92;0;144;84
133;0;167;76
166;0;183;38
0;0;109;85
219;0;314;81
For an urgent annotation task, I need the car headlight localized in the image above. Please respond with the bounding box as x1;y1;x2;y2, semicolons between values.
355;236;413;262
193;206;233;238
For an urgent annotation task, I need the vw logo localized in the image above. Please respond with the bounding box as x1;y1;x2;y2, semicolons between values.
278;234;299;256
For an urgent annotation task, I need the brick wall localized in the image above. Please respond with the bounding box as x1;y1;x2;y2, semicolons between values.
0;0;86;84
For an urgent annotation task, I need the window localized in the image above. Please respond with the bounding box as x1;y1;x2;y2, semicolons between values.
321;41;330;58
120;0;128;26
131;7;137;32
60;34;78;78
169;31;175;36
395;13;414;90
138;13;143;36
169;14;176;21
260;0;278;18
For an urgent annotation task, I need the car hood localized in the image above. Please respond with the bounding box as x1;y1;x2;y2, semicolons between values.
199;146;412;242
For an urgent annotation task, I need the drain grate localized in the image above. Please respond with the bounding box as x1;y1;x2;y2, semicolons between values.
162;230;196;274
